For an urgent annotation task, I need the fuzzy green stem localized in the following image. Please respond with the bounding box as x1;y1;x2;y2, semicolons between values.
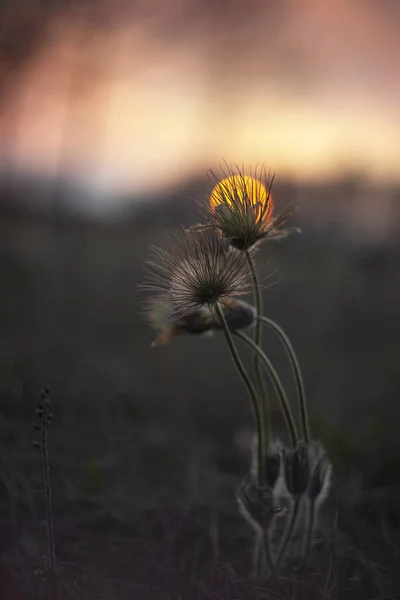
275;498;301;571
246;251;270;445
245;252;273;578
301;499;316;570
258;316;310;442
215;302;264;486
252;531;263;578
262;530;275;577
234;331;298;448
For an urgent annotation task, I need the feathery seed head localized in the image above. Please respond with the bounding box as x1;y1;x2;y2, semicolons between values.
141;228;253;319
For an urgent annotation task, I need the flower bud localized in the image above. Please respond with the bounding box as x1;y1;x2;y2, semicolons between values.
215;297;256;332
250;436;282;490
237;475;280;531
264;447;282;489
283;442;310;498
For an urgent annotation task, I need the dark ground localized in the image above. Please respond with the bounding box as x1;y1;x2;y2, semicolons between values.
1;178;400;598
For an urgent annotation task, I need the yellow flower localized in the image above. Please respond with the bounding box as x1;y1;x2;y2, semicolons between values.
192;164;300;251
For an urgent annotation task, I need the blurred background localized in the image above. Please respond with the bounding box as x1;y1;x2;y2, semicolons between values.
0;1;400;596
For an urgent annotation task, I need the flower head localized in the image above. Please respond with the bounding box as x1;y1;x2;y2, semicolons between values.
193;163;299;250
141;228;253;319
283;442;310;498
237;474;282;532
251;436;283;489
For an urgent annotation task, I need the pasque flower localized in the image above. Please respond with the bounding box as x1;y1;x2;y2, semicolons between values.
191;164;299;251
141;227;254;319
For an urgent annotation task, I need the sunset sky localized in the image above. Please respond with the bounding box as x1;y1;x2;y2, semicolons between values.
0;0;399;195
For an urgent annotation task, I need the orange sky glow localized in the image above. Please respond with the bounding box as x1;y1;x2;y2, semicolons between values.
0;0;399;195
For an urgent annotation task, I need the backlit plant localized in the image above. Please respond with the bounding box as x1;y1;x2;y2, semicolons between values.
141;163;332;579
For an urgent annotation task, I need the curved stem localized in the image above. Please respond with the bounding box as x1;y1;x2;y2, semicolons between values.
246;251;270;447
234;331;298;448
215;303;263;486
275;498;301;571
258;315;310;442
245;253;273;578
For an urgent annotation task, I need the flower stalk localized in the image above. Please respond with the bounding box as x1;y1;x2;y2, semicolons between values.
258;316;309;442
215;302;264;486
234;331;298;448
246;251;270;446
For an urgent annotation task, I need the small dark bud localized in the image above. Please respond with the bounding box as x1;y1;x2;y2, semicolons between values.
43;386;50;395
264;448;281;489
283;442;310;498
179;310;214;335
32;441;41;449
237;475;279;531
216;297;256;332
36;408;44;417
32;423;41;431
37;402;44;410
40;392;46;400
251;437;282;489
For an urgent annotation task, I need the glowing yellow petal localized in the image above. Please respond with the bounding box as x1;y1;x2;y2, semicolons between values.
209;174;273;222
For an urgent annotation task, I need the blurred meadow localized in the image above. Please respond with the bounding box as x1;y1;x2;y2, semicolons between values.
1;1;400;598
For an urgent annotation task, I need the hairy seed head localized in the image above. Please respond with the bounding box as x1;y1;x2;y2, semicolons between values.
141;228;253;318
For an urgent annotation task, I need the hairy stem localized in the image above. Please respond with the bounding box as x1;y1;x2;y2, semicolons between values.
301;498;316;570
246;251;270;447
215;302;263;486
275;498;301;571
253;528;275;579
245;252;273;579
252;530;263;577
258;316;309;442
234;331;298;448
